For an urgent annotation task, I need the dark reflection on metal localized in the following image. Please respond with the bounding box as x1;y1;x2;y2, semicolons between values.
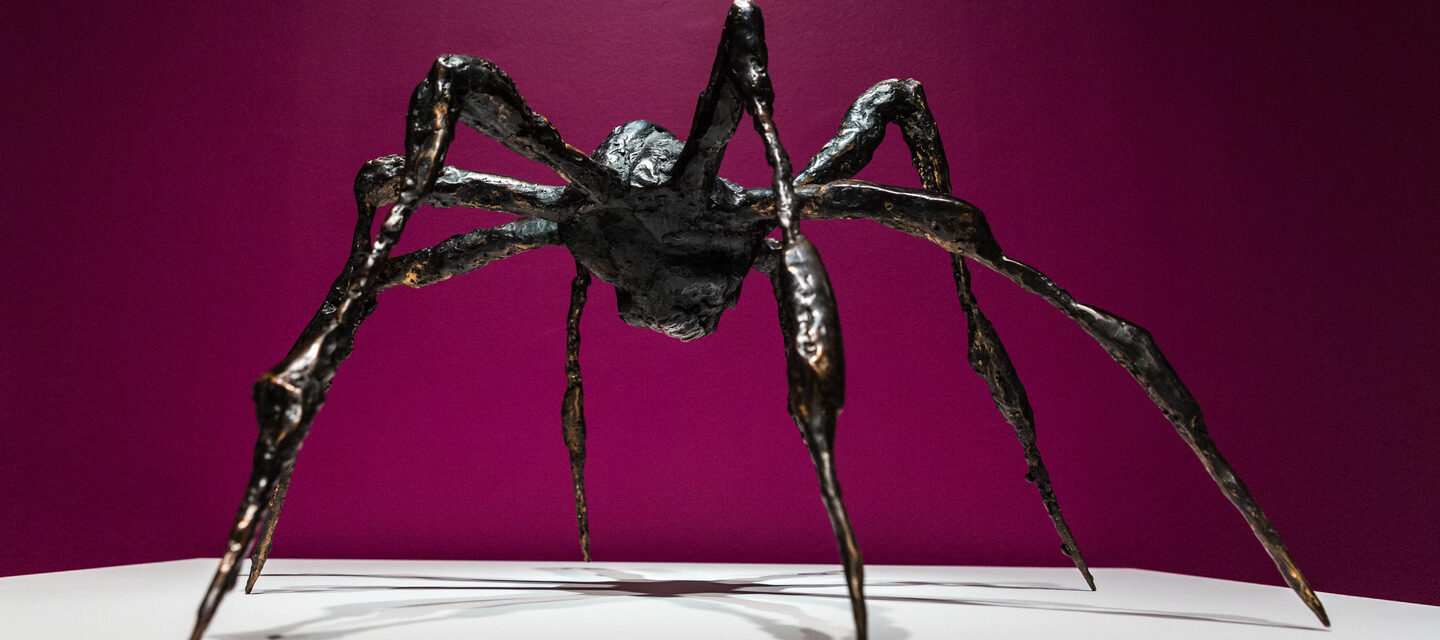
191;1;1327;639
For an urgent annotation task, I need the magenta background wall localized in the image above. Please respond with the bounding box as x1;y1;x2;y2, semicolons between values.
3;0;1438;610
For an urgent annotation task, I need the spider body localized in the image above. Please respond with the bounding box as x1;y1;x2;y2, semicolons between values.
191;3;1327;639
565;120;766;340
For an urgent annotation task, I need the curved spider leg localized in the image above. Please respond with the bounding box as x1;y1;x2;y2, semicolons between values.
377;217;562;292
784;180;1329;627
191;54;583;639
240;52;595;593
794;79;1094;589
237;215;561;601
794;79;949;190
562;260;593;561
678;2;867;638
245;461;293;592
424;56;623;201
239;158;568;598
949;255;1096;583
668;21;741;195
243;159;568;592
669;2;765;197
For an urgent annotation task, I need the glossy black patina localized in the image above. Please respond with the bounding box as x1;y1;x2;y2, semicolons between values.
564;120;767;341
191;2;1328;639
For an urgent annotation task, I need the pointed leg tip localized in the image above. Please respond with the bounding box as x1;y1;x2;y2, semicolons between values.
1060;544;1096;590
1287;570;1328;626
1071;557;1096;591
245;563;262;594
1076;562;1096;590
1282;573;1328;626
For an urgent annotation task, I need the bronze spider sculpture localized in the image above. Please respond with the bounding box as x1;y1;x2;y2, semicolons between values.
191;2;1327;638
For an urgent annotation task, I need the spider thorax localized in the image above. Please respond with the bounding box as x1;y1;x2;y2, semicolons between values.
560;121;771;342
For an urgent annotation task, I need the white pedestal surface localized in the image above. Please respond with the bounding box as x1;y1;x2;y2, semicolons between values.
1;559;1435;639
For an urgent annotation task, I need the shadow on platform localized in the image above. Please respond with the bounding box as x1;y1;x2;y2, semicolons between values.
211;566;1322;640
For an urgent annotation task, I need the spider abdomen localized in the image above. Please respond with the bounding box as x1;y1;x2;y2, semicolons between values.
559;120;769;341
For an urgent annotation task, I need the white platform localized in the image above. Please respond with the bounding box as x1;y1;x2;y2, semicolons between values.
2;559;1435;639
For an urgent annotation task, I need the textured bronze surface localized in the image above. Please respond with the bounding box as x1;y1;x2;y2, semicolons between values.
191;2;1327;639
563;260;592;562
952;256;1095;589
793;77;1095;590
243;463;290;594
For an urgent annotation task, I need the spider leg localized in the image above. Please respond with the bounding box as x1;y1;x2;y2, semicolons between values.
244;462;292;592
241;160;566;591
192;57;572;638
668;18;745;195
562;260;593;561
415;56;622;200
671;2;793;209
759;232;864;640
794;78;949;190
794;79;1094;589
238;157;565;599
679;3;867;638
777;180;1329;627
950;255;1096;584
